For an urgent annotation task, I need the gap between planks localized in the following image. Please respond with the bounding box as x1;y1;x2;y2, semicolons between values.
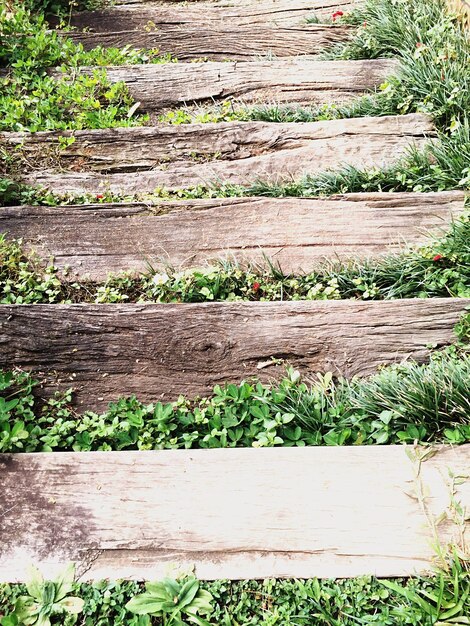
0;192;464;280
0;445;469;581
0;299;468;410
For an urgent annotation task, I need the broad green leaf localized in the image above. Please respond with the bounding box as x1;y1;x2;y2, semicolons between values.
13;596;38;621
145;581;171;600
35;615;51;626
125;594;167;615
185;608;212;626
162;578;182;599
25;566;44;601
189;590;214;614
177;579;199;609
55;596;85;614
54;562;76;601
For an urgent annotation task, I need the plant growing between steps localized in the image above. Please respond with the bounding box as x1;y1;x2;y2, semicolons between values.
0;314;468;454
178;0;467;131
0;6;174;133
0;564;84;626
125;578;214;626
1;558;469;625
1;209;469;305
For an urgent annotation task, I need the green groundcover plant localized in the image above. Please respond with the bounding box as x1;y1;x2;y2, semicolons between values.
0;210;469;304
0;6;173;133
0;317;469;454
0;557;469;625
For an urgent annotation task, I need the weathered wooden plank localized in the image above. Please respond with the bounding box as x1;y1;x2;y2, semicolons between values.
4;114;434;195
66;24;352;60
0;299;467;410
1;192;464;280
63;0;356;31
68;58;397;111
1;445;469;581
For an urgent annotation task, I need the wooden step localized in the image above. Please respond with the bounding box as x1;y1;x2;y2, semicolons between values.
4;114;434;195
0;299;467;410
66;58;397;112
1;192;463;280
1;445;469;581
63;0;356;31
66;24;352;61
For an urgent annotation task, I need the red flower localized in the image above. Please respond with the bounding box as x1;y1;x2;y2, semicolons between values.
253;282;261;291
416;42;424;48
432;254;443;262
363;21;367;27
96;194;104;199
332;10;344;21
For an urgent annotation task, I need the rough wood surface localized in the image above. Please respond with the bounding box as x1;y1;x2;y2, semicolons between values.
1;445;469;582
1;192;464;280
4;114;434;195
0;299;467;410
66;24;352;60
63;0;357;31
68;58;397;111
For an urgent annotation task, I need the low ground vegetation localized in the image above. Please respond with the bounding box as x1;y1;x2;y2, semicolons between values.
0;5;173;133
1;209;468;304
1;316;468;454
0;557;469;625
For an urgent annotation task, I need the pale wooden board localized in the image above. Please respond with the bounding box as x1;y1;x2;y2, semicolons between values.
66;24;352;61
1;445;469;582
68;58;397;111
0;299;467;410
1;192;464;280
4;114;434;195
64;0;357;31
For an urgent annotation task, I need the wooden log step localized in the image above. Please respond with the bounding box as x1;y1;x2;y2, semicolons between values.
1;445;469;581
1;192;463;280
0;299;467;410
6;114;433;195
69;58;397;111
66;23;352;61
63;0;356;31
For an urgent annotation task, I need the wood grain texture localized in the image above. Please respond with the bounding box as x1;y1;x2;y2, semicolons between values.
1;445;469;582
4;114;434;195
1;192;464;279
66;24;352;61
68;58;397;111
63;0;357;31
0;299;467;410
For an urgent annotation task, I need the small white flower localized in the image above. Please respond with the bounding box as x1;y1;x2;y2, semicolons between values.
152;272;170;286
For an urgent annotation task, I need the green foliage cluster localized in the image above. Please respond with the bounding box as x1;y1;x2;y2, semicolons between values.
1;336;469;454
268;0;469;134
22;0;107;15
0;7;173;132
0;558;469;625
322;0;470;130
1;211;469;305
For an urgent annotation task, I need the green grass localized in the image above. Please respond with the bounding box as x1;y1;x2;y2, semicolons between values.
0;556;469;626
